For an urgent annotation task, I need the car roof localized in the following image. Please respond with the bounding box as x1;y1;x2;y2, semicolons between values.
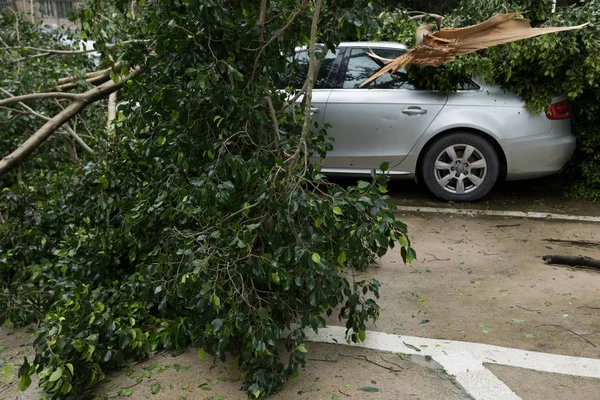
295;42;408;52
338;41;408;50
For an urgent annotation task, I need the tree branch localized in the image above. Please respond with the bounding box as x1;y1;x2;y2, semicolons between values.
0;88;95;154
287;0;322;172
52;62;128;91
0;92;82;107
0;67;142;177
264;88;279;148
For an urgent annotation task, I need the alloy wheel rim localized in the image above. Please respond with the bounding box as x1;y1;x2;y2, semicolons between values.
434;144;487;195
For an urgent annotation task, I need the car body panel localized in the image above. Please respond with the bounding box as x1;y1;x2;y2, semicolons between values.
321;88;447;169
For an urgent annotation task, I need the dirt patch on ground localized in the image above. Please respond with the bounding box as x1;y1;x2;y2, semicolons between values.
486;364;600;400
355;214;600;358
0;326;42;400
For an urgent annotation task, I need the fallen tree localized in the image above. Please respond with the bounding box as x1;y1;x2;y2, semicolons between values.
1;2;414;399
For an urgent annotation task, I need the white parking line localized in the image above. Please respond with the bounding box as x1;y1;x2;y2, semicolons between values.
436;352;520;400
304;326;600;400
393;206;600;223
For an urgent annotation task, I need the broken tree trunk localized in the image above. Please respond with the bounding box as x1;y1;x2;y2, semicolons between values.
362;13;589;87
543;255;600;269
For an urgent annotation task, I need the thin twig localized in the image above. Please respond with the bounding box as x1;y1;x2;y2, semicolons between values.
515;304;541;312
543;238;600;248
307;358;338;363
495;224;521;228
380;355;404;369
338;353;403;372
424;253;450;262
338;389;352;397
535;324;597;348
0;380;17;394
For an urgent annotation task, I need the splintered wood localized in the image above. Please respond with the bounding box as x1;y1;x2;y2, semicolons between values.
361;13;589;87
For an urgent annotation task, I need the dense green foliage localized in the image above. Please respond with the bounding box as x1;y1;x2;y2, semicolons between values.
371;0;600;200
1;1;412;398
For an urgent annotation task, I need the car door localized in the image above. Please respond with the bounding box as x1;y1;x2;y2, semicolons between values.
320;47;448;173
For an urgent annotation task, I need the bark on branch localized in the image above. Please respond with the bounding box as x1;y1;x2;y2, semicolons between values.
0;67;142;177
55;61;128;89
286;0;322;173
0;92;82;107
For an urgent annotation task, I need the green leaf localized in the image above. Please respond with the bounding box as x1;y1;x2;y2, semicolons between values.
157;136;166;146
257;308;270;320
128;248;137;262
311;253;321;264
358;330;366;342
151;383;161;394
359;386;380;392
296;344;308;353
98;176;108;189
271;272;280;284
512;319;525;323
337;251;347;265
119;388;133;397
333;206;343;215
49;367;63;382
18;375;31;392
357;181;370;189
198;348;207;361
403;342;421;352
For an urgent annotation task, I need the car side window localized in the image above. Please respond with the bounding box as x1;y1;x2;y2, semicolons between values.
293;49;337;89
342;48;413;89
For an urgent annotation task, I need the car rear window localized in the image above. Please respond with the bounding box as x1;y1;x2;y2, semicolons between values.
293;49;337;89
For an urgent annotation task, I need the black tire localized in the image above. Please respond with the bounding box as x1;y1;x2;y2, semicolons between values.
421;132;499;202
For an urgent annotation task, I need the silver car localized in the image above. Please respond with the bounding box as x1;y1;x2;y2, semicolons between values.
295;42;576;201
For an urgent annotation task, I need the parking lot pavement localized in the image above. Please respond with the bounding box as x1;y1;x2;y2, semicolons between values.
359;214;600;358
386;176;600;217
310;210;600;400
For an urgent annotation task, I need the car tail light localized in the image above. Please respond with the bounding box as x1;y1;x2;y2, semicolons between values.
545;100;571;120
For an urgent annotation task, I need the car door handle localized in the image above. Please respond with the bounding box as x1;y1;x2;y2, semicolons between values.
402;107;427;115
310;107;320;114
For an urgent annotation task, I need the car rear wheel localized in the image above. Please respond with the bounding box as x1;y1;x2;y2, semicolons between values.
421;133;499;201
